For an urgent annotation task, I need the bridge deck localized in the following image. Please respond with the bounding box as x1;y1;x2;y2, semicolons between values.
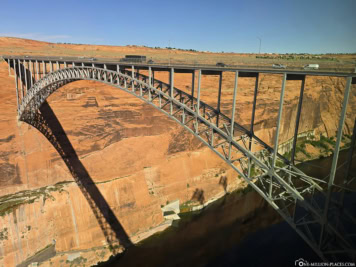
3;55;356;78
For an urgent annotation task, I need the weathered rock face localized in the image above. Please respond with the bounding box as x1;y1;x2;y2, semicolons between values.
0;40;355;266
0;180;163;267
0;61;242;266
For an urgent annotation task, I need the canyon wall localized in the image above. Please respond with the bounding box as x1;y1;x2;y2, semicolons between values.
0;61;242;266
0;41;355;266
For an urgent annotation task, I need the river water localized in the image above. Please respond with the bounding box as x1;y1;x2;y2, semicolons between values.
97;149;355;266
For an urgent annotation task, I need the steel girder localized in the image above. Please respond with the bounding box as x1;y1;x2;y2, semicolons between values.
5;59;356;261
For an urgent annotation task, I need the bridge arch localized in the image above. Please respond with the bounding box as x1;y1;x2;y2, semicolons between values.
20;66;323;199
20;66;268;179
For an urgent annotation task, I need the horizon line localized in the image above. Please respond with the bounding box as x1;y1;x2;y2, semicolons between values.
1;36;356;55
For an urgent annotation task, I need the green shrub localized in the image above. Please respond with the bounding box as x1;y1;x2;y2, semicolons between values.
305;139;329;151
320;135;335;145
295;144;310;157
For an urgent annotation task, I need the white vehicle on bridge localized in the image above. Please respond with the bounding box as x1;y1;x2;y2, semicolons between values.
304;64;319;70
272;64;286;69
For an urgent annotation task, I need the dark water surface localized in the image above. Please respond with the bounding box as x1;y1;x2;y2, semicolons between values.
97;191;283;267
98;149;355;267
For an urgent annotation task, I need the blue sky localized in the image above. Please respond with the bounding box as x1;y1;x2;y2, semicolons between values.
0;0;355;53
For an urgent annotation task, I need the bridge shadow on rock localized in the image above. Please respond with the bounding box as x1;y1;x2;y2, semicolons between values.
219;176;228;193
191;188;205;205
23;101;133;254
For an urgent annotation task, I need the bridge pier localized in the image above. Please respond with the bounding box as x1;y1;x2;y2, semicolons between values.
7;58;11;76
24;61;28;96
148;67;152;101
29;60;32;88
248;73;259;177
228;71;239;161
42;61;46;77
12;59;19;111
271;74;286;167
191;70;195;99
36;60;39;80
18;59;23;98
291;76;306;164
170;68;174;115
320;76;353;250
215;71;222;127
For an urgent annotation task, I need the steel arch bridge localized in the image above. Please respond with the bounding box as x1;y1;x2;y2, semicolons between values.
2;55;356;261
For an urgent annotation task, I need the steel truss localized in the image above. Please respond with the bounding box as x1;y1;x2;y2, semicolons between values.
3;57;356;261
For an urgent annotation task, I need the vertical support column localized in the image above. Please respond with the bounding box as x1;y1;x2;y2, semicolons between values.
229;71;239;137
109;66;113;83
216;71;223;127
116;64;120;84
64;61;67;68
152;69;155;86
50;61;53;72
42;61;46;78
29;60;33;88
72;62;75;68
57;61;59;70
170;68;174;114
191;70;195;108
159;92;162;108
148;67;152;101
271;73;287;167
269;73;286;197
248;73;259;177
7;59;11;76
228;71;239;160
18;59;24;97
24;60;28;95
13;59;19;111
344;118;356;186
339;118;356;206
195;69;202;134
191;70;195;97
319;76;352;247
291;76;306;164
104;64;107;81
36;60;39;80
131;65;135;92
32;60;35;84
196;70;201;116
250;73;259;134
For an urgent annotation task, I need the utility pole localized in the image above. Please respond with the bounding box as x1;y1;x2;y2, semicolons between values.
169;40;171;65
257;37;262;54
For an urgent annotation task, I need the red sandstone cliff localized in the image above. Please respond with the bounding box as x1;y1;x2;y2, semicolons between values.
0;38;355;266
